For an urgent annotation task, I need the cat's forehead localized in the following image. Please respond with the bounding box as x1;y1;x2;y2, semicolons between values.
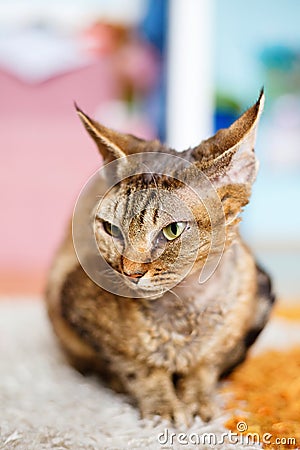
103;174;183;206
97;174;197;226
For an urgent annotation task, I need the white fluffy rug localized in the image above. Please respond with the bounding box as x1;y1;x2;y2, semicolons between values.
0;299;299;450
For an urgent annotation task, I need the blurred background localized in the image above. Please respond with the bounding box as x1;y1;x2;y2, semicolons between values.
0;0;299;302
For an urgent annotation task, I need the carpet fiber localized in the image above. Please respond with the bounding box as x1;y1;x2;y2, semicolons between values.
0;300;299;450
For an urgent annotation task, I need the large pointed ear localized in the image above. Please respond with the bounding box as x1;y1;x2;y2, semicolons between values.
193;90;264;186
190;90;265;223
75;104;156;164
75;104;126;162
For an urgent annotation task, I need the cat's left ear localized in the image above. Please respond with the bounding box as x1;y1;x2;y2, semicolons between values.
193;90;264;187
190;91;264;222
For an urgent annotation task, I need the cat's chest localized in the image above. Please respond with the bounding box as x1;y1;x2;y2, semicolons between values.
135;292;227;372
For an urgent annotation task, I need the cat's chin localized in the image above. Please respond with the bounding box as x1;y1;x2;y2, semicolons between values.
122;279;168;300
131;286;167;300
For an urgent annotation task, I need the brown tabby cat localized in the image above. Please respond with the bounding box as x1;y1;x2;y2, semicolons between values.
46;91;275;426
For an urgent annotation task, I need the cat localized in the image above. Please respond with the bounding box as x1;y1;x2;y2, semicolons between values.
46;90;275;426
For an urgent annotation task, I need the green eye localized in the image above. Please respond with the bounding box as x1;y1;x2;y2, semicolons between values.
162;222;186;241
103;221;122;238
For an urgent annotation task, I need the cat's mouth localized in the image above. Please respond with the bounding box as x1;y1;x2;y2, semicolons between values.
121;272;176;299
127;278;139;285
123;273;145;284
123;273;149;287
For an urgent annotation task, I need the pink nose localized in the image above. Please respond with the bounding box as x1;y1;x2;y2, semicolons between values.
122;256;148;282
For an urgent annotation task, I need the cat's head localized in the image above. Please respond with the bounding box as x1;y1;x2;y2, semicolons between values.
75;92;264;297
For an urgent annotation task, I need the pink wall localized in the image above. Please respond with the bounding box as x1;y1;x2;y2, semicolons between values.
0;62;117;293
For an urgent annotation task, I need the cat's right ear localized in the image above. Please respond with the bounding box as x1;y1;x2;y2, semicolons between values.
75;104;127;163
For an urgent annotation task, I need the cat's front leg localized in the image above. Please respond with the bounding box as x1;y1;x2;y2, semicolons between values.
120;362;193;427
177;364;220;422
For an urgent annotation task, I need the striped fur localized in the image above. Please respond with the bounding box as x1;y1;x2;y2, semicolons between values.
46;92;275;426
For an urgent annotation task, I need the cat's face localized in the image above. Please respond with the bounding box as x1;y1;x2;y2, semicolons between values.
93;174;213;295
75;91;264;297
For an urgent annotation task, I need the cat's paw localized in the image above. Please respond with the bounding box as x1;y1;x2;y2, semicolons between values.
177;385;220;422
140;398;193;428
195;400;220;422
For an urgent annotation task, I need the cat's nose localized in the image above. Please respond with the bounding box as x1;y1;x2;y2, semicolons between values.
122;256;148;283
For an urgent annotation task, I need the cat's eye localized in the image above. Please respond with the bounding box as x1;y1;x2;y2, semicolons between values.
102;221;122;239
162;222;186;241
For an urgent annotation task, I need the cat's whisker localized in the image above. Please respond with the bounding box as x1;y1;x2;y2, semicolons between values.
168;288;186;307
